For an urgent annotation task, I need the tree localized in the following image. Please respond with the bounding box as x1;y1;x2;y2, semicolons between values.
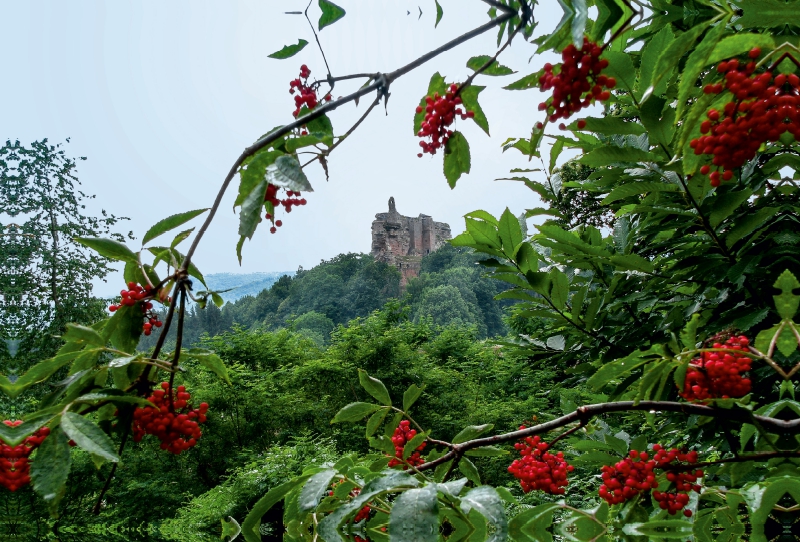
8;0;800;540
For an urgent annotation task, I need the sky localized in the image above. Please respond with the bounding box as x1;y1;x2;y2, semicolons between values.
1;0;570;297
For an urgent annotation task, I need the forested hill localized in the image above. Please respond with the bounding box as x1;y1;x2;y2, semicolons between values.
141;245;510;348
202;271;294;303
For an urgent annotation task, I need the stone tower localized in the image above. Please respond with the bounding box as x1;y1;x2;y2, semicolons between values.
371;197;451;286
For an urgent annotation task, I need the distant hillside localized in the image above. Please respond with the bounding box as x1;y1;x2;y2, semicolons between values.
202;272;294;303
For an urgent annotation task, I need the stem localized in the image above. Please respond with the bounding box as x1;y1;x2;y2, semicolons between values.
92;427;130;515
168;287;188;410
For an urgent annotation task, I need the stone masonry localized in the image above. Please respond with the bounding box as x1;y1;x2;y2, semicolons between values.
371;197;451;286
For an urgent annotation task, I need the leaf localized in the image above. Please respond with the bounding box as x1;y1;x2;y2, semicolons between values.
389;484;438;542
608;254;654;273
773;270;800;320
403;384;424;412
602;51;637;93
637;25;676;100
578;116;646;135
266;155;314;193
332;402;382;423
221;517;241;542
74;237;137;263
458;457;481;485
414;73;447;135
366;407;390;437
569;451;622;466
298;469;337;513
242;477;309;542
452;423;494;444
503;70;544;91
580;146;659;167
443;131;471;189
358;369;392;406
185;348;231;385
681;313;702;349
318;0;346;30
602;181;680;204
60;412;119;463
142;208;208;245
707;34;777;66
237;177;268;241
465;446;509;457
647;22;710;101
403;432;428;460
571;0;588;47
30;428;71;505
435;0;443;27
62;324;105;347
460;86;490;136
586;349;658;389
676;22;728;120
268;39;309;59
461;486;507;542
498;208;523;254
466;56;515;76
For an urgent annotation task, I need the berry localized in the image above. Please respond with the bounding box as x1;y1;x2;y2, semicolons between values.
680;335;752;401
416;83;474;156
262;184;308;235
387;420;426;468
289;66;319;118
0;422;50;492
108;283;163;335
538;38;614;123
508;433;574;494
132;383;209;455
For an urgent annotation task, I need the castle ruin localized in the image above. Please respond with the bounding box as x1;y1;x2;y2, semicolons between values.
371;197;451;285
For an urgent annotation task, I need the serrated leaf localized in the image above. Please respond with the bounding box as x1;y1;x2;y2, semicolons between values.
62;324;105;347
142;208;207;245
366;407;390;437
465;446;508;457
237;177;268;240
452;423;494;444
443;131;471;189
676;22;728;120
358;369;392;406
466;56;515;76
30;428;71;504
402;384;424;412
266;155;314;193
580;147;660;168
647;22;710;101
458;457;481;485
332;402;382;423
268;39;309;59
403;431;428;460
579;116;646;135
460;85;490;136
60;412;118;463
318;0;346;30
461;486;507;542
298;469;337;513
602;181;680;204
185;348;231;385
389;484;438;542
242;477;309;542
74;237;137;263
498;208;523;254
707;34;776;66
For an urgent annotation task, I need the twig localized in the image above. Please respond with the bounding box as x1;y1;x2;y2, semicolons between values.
92;427;130;515
167;286;188;409
304;0;332;78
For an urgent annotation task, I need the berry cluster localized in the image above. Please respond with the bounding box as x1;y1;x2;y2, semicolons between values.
537;38;615;129
132;382;208;455
680;335;752;401
289;65;331;118
415;84;474;157
0;421;50;492
387;420;426;468
327;483;372;522
264;184;307;234
599;446;702;516
690;48;800;187
108;282;163;336
507;434;574;494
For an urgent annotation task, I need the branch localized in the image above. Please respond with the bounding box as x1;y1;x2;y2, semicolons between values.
180;6;517;269
416;400;800;472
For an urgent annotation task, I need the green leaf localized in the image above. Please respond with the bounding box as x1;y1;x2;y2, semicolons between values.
466;56;515;76
237;176;268;241
60;412;119;463
503;70;544;91
389;484;438;542
570;451;621;466
332;402;382;423
452;424;494;444
602;51;637;93
460;85;490;136
402;384;424;412
578;116;646;135
298;469;337;513
268;39;309;59
602;181;680;204
647;22;710;101
443;131;471;188
509;502;560;542
267;155;314;193
707;34;776;66
580;146;660;168
358;369;392;406
184;348;231;385
725;207;779;248
774;270;800;320
414;73;447;135
465;446;509;457
608;254;654;273
461;486;507;542
74;237;137;263
366;407;390;437
637;25;676;100
403;431;428;460
435;0;443;27
318;0;346;30
676;22;728;120
498;208;523;254
681;313;702;349
62;324;105;346
221;517;241;542
709;188;753;228
458;457;481;485
586;349;658;389
242;477;309;542
142;208;207;245
30;428;71;505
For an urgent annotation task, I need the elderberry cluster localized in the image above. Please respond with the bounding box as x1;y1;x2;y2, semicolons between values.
388;420;426;468
289;65;331;118
599;446;702;516
0;421;50;492
680;335;752;401
415;84;474;157
507;434;574;494
327;482;371;522
537;38;615;129
264;184;307;234
690;48;800;186
132;382;209;455
108;282;164;336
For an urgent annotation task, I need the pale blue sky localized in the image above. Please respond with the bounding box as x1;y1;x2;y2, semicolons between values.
1;1;568;297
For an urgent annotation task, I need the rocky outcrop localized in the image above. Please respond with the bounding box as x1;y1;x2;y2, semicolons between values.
370;197;451;286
